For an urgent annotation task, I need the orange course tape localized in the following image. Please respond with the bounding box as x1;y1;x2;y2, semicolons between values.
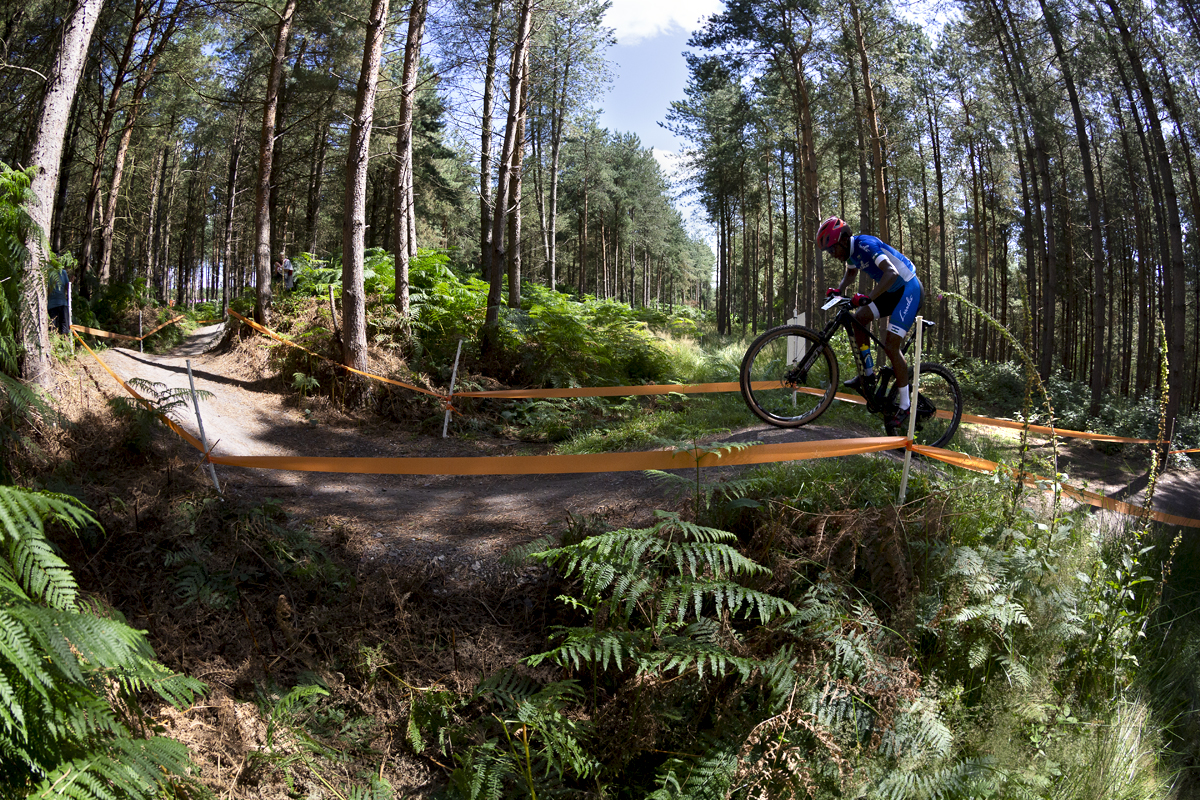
75;331;1197;528
958;412;1154;444
204;437;908;475
228;310;445;399
73;331;209;455
70;325;141;341
225;311;1193;451
909;443;1200;528
71;315;186;342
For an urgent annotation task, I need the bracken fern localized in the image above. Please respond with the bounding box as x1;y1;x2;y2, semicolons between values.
0;484;206;799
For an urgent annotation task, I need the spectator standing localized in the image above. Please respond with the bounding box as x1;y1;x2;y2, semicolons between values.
282;256;294;291
47;267;70;335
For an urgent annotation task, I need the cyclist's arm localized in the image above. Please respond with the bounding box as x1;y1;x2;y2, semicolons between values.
834;266;859;295
867;256;902;301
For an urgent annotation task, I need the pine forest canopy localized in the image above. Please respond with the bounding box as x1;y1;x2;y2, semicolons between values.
2;0;1197;439
665;0;1200;439
2;0;712;378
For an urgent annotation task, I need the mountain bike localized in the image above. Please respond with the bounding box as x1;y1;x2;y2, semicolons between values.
738;294;963;448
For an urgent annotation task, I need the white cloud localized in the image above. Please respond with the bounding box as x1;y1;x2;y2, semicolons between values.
604;0;724;44
650;147;684;177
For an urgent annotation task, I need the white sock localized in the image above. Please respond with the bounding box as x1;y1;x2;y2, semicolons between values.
898;385;910;410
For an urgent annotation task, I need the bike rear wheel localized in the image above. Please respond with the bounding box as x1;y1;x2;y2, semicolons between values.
740;325;839;428
884;362;962;448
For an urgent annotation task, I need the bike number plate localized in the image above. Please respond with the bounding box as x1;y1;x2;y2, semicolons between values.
822;296;843;311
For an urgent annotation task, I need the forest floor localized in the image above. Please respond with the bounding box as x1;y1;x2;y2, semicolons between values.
46;319;1200;797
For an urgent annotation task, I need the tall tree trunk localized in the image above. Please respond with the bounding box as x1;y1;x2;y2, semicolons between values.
1106;0;1186;449
253;0;297;325
98;10;177;286
507;47;530;308
78;0;145;293
269;35;305;259
778;145;789;321
847;0;888;240
20;0;103;388
1039;0;1106;413
305;93;332;254
483;0;533;353
222;107;246;312
392;0;428;317
479;0;503;280
546;54;571;289
51;99;83;253
342;0;390;375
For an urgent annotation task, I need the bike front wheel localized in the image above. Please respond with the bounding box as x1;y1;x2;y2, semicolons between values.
884;362;962;448
740;325;839;428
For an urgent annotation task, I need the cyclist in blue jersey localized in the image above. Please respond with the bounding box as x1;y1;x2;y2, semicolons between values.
816;216;923;429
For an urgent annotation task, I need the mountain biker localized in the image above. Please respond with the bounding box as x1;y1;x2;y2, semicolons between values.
816;216;923;429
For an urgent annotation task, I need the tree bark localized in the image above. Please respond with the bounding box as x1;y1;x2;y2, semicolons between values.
1105;0;1186;450
78;0;145;293
392;0;428;317
222;106;246;312
483;0;533;353
253;0;297;325
507;47;530;308
98;3;180;285
342;0;391;375
846;0;888;240
1039;0;1106;413
479;0;503;280
20;0;103;388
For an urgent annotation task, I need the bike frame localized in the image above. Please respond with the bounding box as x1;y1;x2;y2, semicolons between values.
798;295;927;415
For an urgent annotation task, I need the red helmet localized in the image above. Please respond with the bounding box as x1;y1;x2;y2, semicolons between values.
817;216;849;251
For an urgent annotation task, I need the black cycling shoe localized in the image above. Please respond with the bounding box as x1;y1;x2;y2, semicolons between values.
843;374;875;393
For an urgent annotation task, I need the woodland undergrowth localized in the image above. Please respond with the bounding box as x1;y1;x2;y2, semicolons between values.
3;232;1198;798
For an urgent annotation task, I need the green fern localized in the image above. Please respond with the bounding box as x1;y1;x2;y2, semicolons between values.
650;734;740;800
0;485;206;799
442;671;597;799
108;378;214;455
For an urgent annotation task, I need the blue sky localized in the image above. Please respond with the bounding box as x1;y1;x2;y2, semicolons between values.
595;0;721;153
595;0;723;238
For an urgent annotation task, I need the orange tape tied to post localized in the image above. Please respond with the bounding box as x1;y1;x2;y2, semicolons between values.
71;314;186;342
228;310;446;400
73;331;209;455
909;442;1200;528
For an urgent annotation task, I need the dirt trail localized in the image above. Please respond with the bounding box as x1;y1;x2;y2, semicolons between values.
91;323;1199;567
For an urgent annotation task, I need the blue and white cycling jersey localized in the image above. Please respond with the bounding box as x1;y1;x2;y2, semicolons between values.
848;234;917;288
847;234;923;337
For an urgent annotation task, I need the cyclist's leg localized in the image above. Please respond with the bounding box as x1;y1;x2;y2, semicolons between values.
880;280;922;389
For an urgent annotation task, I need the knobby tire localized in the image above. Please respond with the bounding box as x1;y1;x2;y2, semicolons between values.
884;362;962;448
739;325;839;428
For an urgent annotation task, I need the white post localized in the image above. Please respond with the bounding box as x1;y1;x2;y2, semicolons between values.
786;311;806;407
898;316;923;503
67;281;74;353
138;309;143;353
186;359;222;494
442;338;464;439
